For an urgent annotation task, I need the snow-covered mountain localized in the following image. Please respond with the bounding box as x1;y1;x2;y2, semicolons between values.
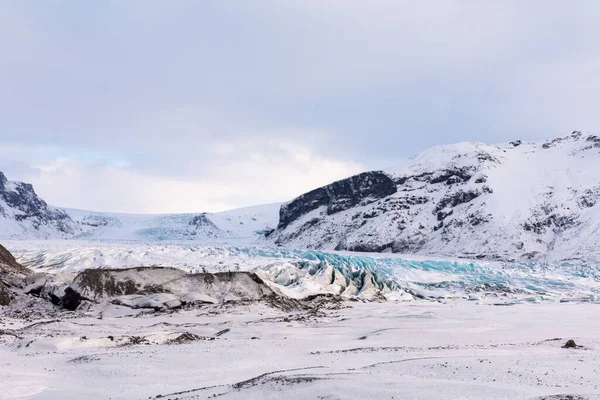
271;132;600;263
68;203;280;241
0;171;280;241
0;172;78;239
5;131;600;262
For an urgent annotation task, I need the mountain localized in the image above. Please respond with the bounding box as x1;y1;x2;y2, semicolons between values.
0;172;280;242
67;203;280;241
271;132;600;263
0;172;78;239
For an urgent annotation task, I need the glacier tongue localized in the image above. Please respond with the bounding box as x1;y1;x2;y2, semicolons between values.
6;241;600;303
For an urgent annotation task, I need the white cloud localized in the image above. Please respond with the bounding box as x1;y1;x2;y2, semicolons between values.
0;139;363;213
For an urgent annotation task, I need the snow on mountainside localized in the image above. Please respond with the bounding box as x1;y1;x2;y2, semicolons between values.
271;132;600;263
0;172;78;239
0;171;280;241
67;202;280;241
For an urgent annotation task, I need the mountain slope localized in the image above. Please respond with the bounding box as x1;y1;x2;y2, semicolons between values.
0;172;79;239
271;132;600;263
68;202;280;241
0;172;280;242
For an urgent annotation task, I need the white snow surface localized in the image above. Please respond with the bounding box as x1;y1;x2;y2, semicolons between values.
69;202;281;241
2;301;600;399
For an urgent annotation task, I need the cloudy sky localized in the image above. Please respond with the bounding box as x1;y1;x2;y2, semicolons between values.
1;1;600;213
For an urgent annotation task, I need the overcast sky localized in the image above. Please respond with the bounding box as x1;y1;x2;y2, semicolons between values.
1;1;600;213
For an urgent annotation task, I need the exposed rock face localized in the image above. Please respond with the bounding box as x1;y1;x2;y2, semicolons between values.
278;171;397;230
0;243;31;306
0;282;10;306
0;172;78;238
0;243;30;276
189;214;218;229
271;133;600;263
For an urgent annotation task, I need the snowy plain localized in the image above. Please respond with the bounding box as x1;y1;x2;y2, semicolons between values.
2;300;600;399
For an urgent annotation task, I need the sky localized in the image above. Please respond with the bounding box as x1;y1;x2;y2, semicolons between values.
1;1;600;213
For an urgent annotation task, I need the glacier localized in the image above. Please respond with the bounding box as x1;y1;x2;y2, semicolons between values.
6;241;600;303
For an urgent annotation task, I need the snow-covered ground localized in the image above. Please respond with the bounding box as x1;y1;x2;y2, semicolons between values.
2;301;600;399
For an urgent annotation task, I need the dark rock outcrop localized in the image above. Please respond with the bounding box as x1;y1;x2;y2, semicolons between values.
0;243;30;276
189;213;218;229
0;282;10;306
435;190;481;213
61;287;83;311
0;171;76;236
0;244;32;306
278;171;397;229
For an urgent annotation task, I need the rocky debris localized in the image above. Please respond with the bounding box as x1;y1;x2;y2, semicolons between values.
68;355;101;364
123;336;150;346
0;244;32;306
278;171;397;230
112;293;182;311
562;339;580;349
215;328;230;337
167;332;210;344
0;282;10;306
0;289;66;319
61;287;84;311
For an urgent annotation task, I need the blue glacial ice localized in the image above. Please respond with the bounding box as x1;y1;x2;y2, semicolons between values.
205;246;600;302
13;242;600;302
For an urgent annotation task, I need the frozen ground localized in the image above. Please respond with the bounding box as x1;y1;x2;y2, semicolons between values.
2;301;600;400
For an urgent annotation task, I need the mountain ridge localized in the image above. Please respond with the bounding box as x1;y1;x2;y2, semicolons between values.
270;132;600;263
4;132;600;263
0;172;280;242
